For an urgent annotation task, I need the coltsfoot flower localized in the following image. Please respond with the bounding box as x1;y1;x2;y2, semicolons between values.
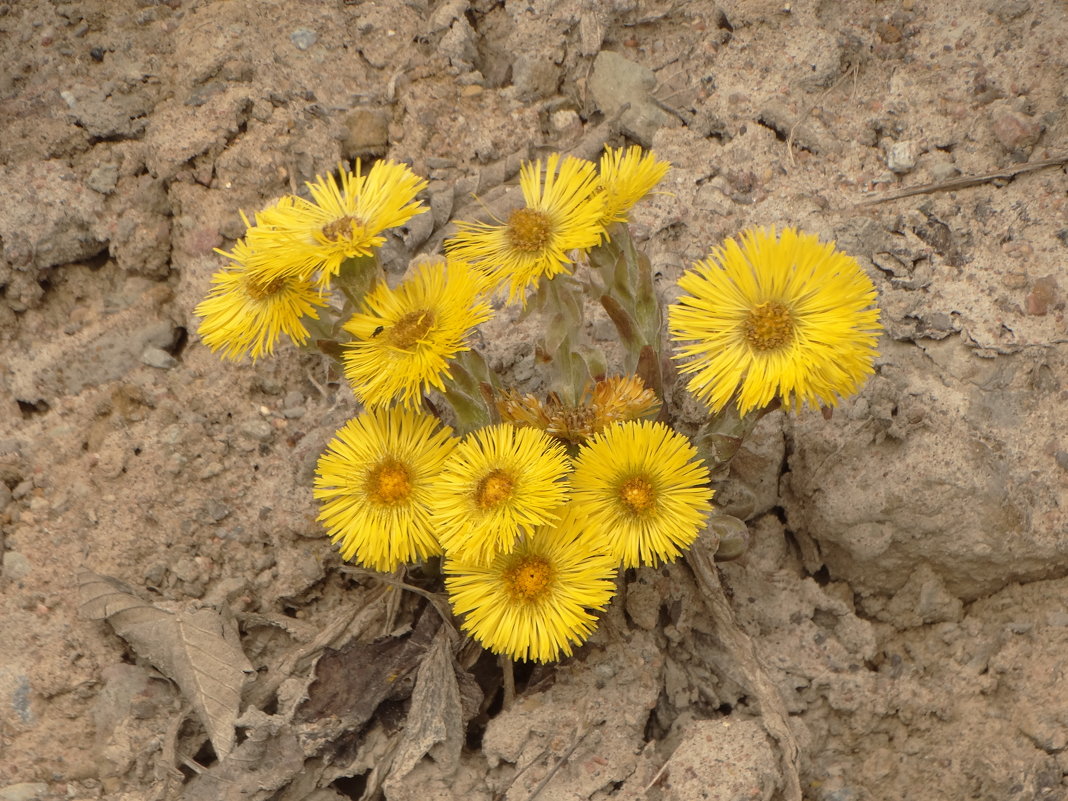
445;154;604;304
570;420;713;568
669;227;882;415
597;146;670;227
445;506;618;663
248;160;428;285
195;237;327;361
431;424;571;566
497;375;660;445
341;259;493;409
314;408;457;571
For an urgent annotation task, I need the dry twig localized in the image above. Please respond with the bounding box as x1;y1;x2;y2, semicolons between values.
786;63;858;165
525;722;594;801
855;154;1068;206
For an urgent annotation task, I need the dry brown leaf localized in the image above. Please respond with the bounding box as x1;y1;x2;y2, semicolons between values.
296;608;438;729
178;709;305;801
78;569;253;760
384;626;465;788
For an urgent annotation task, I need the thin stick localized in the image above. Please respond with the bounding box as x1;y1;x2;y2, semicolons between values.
383;565;405;635
786;63;857;165
854;154;1068;206
500;654;516;710
339;565;456;627
526;724;592;801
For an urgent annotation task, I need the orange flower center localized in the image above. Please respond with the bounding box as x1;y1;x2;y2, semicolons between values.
504;555;553;601
245;273;288;300
619;476;656;516
367;459;412;505
475;469;515;510
322;214;366;242
388;309;435;349
506;208;553;253
743;301;794;352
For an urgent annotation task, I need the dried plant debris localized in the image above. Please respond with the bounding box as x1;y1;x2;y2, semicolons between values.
178;709;305;801
81;565;481;799
296;606;440;733
78;569;253;761
384;626;476;788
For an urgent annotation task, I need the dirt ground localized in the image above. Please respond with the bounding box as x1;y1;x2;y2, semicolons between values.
1;0;1067;799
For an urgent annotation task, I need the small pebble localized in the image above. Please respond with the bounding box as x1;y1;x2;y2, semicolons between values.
171;556;200;583
89;45;104;60
1;551;31;581
197;461;224;480
141;347;177;369
551;108;581;134
144;564;167;587
1054;452;1068;472
990;110;1043;152
202;499;231;523
886;140;919;174
290;28;318;50
1025;275;1057;315
1001;271;1028;289
86;163;119;194
239;418;274;443
876;21;902;43
929;160;960;182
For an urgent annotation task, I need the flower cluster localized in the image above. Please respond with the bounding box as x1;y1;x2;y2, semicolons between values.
195;145;882;665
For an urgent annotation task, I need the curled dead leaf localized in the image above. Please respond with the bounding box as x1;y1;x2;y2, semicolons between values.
78;569;253;761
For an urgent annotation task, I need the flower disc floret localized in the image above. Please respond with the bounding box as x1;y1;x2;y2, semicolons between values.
341;259;493;409
570;420;713;568
431;424;571;566
669;227;882;415
445;507;618;662
314;408;457;571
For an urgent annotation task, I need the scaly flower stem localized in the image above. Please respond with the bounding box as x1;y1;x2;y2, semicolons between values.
586;225;665;398
534;274;601;406
500;655;515;709
333;253;384;312
694;399;780;479
439;348;500;435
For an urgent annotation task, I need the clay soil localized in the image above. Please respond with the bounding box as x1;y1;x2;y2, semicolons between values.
1;1;1067;800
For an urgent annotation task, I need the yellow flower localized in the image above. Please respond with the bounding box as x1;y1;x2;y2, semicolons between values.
444;506;618;663
195;237;327;361
597;146;670;226
497;375;661;445
445;154;604;304
313;408;457;571
570;420;713;568
341;259;493;409
669;227;882;415
431;424;571;566
247;160;428;285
